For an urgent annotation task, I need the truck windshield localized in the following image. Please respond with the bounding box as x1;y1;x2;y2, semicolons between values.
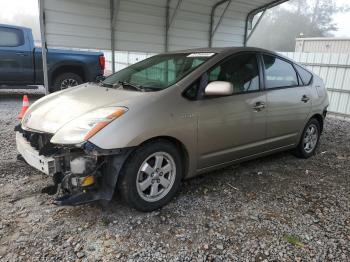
102;53;214;91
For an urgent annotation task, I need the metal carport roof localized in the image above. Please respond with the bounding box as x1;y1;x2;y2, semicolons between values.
38;0;289;93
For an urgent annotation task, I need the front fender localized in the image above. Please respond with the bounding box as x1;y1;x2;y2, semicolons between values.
88;98;198;177
55;148;134;206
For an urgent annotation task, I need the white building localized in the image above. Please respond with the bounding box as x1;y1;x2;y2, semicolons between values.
295;37;350;53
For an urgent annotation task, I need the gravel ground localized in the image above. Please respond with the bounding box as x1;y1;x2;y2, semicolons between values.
0;94;349;262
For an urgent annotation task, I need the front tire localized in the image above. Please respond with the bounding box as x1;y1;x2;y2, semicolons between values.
294;118;321;158
118;140;182;212
51;72;83;92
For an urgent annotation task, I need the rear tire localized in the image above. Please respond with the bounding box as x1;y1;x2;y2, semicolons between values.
51;72;83;92
294;118;321;158
118;140;182;212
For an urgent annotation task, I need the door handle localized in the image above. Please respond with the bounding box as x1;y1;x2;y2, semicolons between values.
301;95;310;103
16;52;27;56
253;101;265;112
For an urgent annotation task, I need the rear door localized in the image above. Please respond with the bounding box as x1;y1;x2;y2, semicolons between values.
0;27;33;85
261;54;312;149
196;53;267;169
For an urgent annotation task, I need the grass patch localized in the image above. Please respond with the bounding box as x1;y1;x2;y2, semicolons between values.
101;217;111;226
283;234;304;247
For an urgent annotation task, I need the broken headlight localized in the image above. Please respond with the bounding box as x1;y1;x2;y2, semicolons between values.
50;107;128;144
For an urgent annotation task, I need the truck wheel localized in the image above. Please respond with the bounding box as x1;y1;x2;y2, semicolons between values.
52;73;83;92
118;140;182;212
293;118;321;158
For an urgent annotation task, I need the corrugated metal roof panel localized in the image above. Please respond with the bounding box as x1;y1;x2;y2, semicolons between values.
43;0;110;50
42;0;288;52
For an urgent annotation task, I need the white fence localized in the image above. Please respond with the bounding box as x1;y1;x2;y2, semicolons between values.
104;51;156;74
280;52;350;118
104;51;350;118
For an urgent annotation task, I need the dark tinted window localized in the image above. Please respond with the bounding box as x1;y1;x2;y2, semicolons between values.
0;28;24;47
208;53;260;93
295;64;313;85
184;79;200;100
263;55;298;89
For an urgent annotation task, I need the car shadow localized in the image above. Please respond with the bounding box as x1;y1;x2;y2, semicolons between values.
101;149;297;215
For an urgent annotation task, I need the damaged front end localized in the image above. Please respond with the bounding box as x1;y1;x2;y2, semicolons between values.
15;125;132;206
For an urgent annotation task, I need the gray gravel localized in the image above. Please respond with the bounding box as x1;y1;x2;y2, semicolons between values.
0;95;349;261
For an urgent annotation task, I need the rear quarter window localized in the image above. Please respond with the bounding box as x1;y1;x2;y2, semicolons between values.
295;64;313;85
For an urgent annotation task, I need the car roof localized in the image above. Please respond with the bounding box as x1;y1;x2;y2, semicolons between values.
0;24;31;31
165;47;279;56
163;47;299;68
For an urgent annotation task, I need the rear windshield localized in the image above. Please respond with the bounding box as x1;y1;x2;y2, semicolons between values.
103;53;215;90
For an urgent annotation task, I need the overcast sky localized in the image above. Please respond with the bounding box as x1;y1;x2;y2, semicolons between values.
333;11;350;37
0;0;349;38
0;0;39;20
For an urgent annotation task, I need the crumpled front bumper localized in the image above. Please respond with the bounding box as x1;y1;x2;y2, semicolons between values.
16;131;59;175
15;126;133;206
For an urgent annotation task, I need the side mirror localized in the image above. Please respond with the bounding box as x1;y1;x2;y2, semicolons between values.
204;81;233;96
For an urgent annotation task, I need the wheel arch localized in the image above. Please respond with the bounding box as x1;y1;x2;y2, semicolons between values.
138;136;190;180
49;62;87;83
310;113;324;133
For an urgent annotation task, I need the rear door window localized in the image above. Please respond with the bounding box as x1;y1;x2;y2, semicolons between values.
0;28;24;47
295;64;313;85
262;54;298;89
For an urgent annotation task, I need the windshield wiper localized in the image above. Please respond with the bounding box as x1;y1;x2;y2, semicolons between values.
101;81;145;92
100;82;114;88
118;81;145;92
100;81;158;92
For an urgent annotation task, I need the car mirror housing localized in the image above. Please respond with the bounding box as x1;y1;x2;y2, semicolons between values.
204;81;233;96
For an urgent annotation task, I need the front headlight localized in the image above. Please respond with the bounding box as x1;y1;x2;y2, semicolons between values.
50;107;128;144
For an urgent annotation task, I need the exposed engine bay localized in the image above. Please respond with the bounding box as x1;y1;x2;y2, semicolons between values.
15;125;132;205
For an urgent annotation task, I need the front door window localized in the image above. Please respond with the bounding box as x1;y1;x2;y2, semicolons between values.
207;53;260;94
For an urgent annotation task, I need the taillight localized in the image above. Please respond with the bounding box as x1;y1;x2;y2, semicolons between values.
99;55;105;71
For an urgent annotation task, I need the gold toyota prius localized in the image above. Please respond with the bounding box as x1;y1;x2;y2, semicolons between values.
16;47;329;211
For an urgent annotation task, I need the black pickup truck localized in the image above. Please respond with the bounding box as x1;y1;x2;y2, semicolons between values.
0;24;105;92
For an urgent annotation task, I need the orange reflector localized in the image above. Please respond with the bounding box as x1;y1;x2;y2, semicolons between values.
84;108;126;141
81;176;94;187
108;109;125;118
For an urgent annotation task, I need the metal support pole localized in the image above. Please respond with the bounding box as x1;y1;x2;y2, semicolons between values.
209;0;229;47
244;0;289;46
245;9;267;44
243;15;252;47
38;0;49;95
165;0;170;52
110;0;119;74
165;0;182;52
110;0;116;73
168;0;183;29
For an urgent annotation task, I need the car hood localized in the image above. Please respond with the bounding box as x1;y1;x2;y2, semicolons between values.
21;83;151;134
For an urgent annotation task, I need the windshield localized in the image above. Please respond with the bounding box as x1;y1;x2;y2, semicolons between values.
102;53;215;91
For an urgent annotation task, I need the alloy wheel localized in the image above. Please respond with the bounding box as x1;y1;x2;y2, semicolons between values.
303;123;319;154
60;78;79;89
136;152;176;202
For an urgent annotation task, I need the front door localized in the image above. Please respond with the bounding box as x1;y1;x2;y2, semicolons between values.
196;53;267;169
